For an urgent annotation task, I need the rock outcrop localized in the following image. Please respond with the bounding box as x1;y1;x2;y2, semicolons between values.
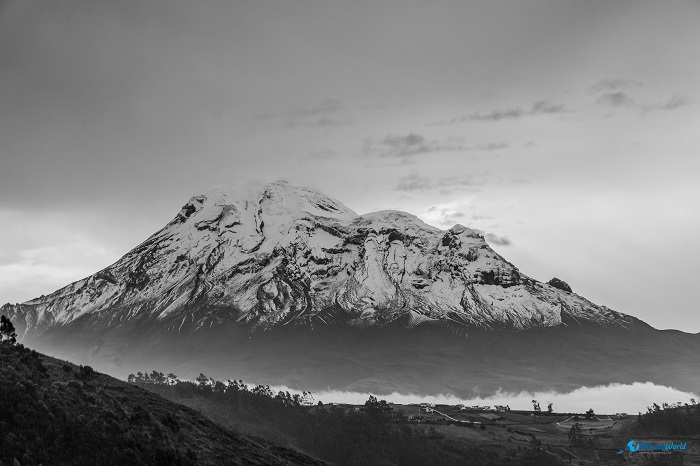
547;277;573;293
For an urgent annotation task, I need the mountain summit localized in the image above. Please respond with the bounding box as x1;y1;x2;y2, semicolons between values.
5;180;635;337
4;181;698;395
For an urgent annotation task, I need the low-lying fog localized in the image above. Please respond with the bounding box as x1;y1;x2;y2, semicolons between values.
269;382;698;414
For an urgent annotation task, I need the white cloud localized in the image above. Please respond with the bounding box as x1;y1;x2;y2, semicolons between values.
0;242;115;303
485;233;511;246
362;133;507;158
596;91;635;108
421;204;469;227
432;100;567;125
395;174;478;194
265;382;698;415
588;78;643;94
0;210;120;303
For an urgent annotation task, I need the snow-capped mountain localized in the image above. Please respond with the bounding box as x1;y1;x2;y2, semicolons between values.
4;181;698;395
3;180;638;338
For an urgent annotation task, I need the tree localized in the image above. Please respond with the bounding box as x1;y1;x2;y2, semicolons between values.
585;408;595;419
212;380;226;395
79;365;95;377
0;315;17;345
531;400;541;413
365;395;379;412
568;422;582;446
365;395;391;417
196;373;209;388
547;402;553;414
150;370;166;385
301;391;314;407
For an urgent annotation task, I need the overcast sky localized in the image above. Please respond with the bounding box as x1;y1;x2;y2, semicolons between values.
1;0;699;331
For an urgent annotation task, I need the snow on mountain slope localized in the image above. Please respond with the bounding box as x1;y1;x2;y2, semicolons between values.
2;180;640;344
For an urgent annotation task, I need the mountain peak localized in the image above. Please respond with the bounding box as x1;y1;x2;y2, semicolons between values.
1;181;655;392
5;181;640;356
185;180;357;222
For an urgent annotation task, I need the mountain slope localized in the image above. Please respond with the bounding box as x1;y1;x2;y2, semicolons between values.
0;341;324;465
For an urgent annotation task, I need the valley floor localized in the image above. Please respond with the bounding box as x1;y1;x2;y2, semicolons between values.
132;372;700;466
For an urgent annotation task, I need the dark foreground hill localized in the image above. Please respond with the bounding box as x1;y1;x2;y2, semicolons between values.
0;342;324;466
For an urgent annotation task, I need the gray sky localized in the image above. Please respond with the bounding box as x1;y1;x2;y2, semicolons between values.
1;0;699;331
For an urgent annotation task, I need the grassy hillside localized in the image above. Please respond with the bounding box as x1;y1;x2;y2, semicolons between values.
129;371;565;466
636;400;700;436
0;341;324;466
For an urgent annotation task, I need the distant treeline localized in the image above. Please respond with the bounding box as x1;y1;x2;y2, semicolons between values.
637;400;700;435
129;370;564;466
129;370;316;408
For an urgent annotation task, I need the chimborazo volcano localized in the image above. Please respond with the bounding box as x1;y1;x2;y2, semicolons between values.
3;181;699;396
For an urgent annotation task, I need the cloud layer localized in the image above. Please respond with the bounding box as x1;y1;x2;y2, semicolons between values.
433;100;566;125
590;80;693;111
363;133;507;158
588;78;643;94
395;174;478;193
265;382;698;415
256;99;352;129
485;233;511;246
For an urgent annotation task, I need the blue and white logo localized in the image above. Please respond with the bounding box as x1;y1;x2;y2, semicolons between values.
619;440;640;454
618;439;687;455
